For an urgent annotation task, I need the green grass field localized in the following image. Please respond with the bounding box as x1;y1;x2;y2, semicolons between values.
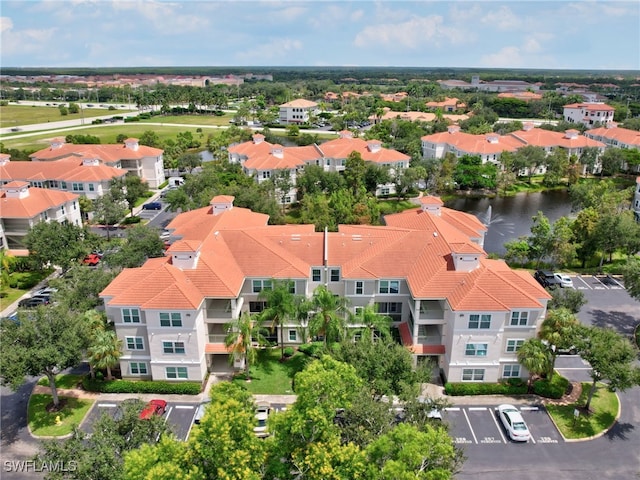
232;348;311;395
28;394;94;437
37;374;85;390
0;104;130;128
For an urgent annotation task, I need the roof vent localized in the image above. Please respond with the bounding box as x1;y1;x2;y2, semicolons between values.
291;234;301;241
352;235;362;241
433;232;438;237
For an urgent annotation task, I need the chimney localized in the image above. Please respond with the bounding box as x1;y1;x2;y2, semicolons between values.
339;130;353;139
606;122;617;129
271;144;284;159
564;129;579;139
2;181;30;199
210;195;234;215
124;138;139;151
419;195;443;216
49;137;65;150
169;240;201;270
522;122;535;131
82;157;100;166
252;133;265;144
0;153;10;166
485;133;499;144
447;125;460;134
367;140;382;152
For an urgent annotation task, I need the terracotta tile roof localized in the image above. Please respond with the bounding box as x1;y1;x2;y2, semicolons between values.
228;138;275;159
1;157;128;183
0;185;79;218
420;196;443;206
244;145;321;170
280;99;318;108
30;141;163;163
425;97;461;108
586;126;640;147
421;130;522;154
318;136;410;164
564;102;615;111
509;128;605;149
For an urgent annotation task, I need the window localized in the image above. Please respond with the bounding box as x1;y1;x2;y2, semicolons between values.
122;308;140;323
163;341;186;354
379;280;399;294
510;311;529;326
330;269;340;282
160;312;182;327
252;279;272;293
126;337;144;350
506;339;525;353
166;366;188;379
130;362;148;375
60;181;67;189
262;171;270;179
468;314;491;329
376;302;402;322
249;301;267;313
355;281;363;295
60;205;65;215
288;330;297;342
462;369;485;381
88;183;95;192
288;282;296;294
312;268;321;282
503;364;521;378
465;343;488;356
72;183;84;191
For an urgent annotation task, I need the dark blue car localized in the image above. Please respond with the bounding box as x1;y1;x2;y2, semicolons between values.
142;202;163;211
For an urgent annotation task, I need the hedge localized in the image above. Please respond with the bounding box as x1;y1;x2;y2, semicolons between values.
82;377;201;395
445;378;528;396
298;342;325;358
533;374;569;399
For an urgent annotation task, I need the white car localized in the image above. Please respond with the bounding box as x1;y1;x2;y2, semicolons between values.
194;401;210;424
254;403;271;437
497;404;531;442
554;273;574;288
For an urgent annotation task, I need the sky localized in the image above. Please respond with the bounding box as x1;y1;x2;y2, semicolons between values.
1;0;639;71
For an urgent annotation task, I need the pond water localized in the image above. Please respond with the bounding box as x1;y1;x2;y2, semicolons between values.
445;190;574;255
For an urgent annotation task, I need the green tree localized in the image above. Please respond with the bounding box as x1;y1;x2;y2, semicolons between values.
105;224;165;268
111;175;149;218
578;326;640;411
543;148;569;186
516;338;552;388
88;328;122;381
49;266;117;312
344;151;367;198
503;238;530;265
310;285;349;345
528;211;553;267
453;155;497;190
138;130;162;148
224;312;267;378
352;304;392;340
258;279;296;359
548;288;587;313
599;148;625;176
513;145;546;182
0;306;86;409
622;257;640;302
92;191;127;241
300;193;335;231
24;221;90;273
68;102;80;114
538;309;580;379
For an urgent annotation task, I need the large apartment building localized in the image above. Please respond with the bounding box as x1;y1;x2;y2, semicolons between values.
278;99;319;125
100;195;550;384
30;137;165;188
563;102;615;129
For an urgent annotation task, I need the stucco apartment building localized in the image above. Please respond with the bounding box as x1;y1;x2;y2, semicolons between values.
100;194;550;384
228;131;411;200
0;180;81;251
421;123;606;172
30;137;165;188
563;102;615;129
278;99;319;125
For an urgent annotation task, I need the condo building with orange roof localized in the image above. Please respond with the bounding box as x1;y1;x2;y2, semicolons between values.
278;99;319;125
563;102;615;129
100;195;550;384
0;180;81;252
29;137;165;188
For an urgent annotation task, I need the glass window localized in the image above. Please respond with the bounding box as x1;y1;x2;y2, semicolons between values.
468;314;490;329
330;269;340;282
510;312;528;326
288;330;297;342
160;312;182;327
462;368;485;381
126;337;144;350
166;367;188;379
465;343;488;356
379;280;399;294
122;308;140;323
88;183;95;192
312;269;321;282
355;281;363;295
163;341;185;354
130;362;148;375
249;301;267;313
503;364;521;378
252;279;272;293
506;339;525;353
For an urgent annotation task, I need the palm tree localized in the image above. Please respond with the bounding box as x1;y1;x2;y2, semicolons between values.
538;308;580;379
309;285;349;345
517;339;552;389
224;312;267;379
82;310;109;379
88;329;122;381
353;304;392;341
258;279;296;359
293;295;314;344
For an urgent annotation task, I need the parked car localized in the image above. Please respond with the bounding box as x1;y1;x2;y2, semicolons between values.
254;403;271;437
554;273;574;288
18;296;49;308
33;287;58;297
139;399;168;420
194;401;210;424
497;404;531;442
142;201;163;211
534;270;560;289
82;253;101;266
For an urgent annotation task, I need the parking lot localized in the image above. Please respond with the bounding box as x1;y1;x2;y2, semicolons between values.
81;400;200;441
444;404;563;446
572;274;625;290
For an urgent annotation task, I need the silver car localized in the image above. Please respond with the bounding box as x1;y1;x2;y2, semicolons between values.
497;404;531;442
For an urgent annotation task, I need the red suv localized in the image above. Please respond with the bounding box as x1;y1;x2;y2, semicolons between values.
139;399;167;420
82;254;101;266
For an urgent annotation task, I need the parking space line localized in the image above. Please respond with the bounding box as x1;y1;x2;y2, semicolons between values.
175;405;195;409
164;406;173;422
591;276;606;289
462;409;478;444
468;407;487;411
97;403;117;408
489;409;507;443
445;407;460;412
574;276;591;290
185;410;198;442
520;406;539;411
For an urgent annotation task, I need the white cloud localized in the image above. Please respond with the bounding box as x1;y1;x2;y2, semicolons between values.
0;16;13;33
480;6;522;31
353;15;467;50
308;5;361;29
235;37;303;62
0;15;57;57
480;46;524;68
110;0;209;33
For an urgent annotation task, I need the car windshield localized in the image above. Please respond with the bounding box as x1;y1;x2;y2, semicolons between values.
513;422;527;430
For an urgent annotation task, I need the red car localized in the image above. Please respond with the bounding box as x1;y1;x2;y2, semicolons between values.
139;399;167;420
82;253;101;266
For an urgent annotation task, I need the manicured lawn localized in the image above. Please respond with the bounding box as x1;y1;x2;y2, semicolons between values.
0;269;53;311
140;113;234;126
546;382;619;439
28;394;94;437
377;199;418;214
232;348;311;395
38;374;85;390
0;104;125;128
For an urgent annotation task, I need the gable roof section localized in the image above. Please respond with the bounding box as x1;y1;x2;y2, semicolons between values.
243;144;321;170
0;186;79;218
586;126;640;148
280;99;318;108
421;130;522;154
509;128;605;149
30;143;163;162
1;157;128;183
318;137;410;163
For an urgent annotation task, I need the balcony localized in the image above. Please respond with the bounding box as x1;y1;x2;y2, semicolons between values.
206;299;233;321
419;301;445;321
208;334;227;343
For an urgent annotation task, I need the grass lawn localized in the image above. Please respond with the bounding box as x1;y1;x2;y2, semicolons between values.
140;113;234;126
378;198;418;214
0;104;129;128
37;374;85;390
0;269;53;311
28;394;94;437
546;382;619;439
232;348;311;395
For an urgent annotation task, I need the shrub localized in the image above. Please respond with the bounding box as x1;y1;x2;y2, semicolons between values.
82;376;201;395
445;379;528;396
533;374;569;399
283;347;294;358
121;216;141;225
298;342;325;358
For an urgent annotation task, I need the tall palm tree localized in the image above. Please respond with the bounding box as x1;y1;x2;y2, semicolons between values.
88;329;122;381
293;295;314;344
310;285;349;345
258;279;296;359
538;308;580;379
517;339;552;389
353;304;392;341
82;310;109;379
224;312;267;379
